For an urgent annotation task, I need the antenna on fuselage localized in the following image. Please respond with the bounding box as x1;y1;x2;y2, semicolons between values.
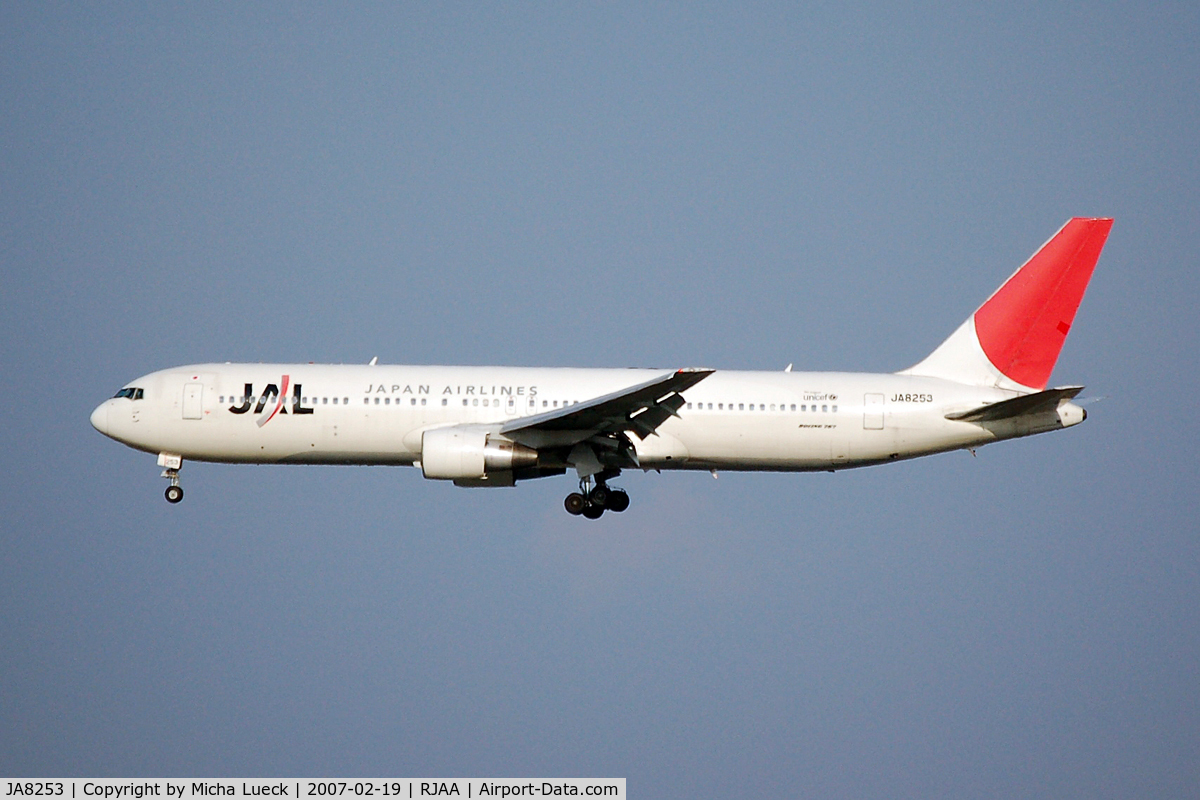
368;356;378;366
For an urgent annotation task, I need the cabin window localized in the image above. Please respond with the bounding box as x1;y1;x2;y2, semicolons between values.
738;403;744;410
822;404;828;412
441;399;448;406
832;405;838;412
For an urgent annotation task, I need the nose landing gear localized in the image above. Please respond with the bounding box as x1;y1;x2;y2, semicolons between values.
159;453;184;504
564;474;629;519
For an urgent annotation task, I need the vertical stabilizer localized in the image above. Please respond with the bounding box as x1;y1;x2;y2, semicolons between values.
900;218;1113;392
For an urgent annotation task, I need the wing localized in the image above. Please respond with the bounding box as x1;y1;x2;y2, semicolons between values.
499;367;713;477
945;386;1084;422
501;367;714;444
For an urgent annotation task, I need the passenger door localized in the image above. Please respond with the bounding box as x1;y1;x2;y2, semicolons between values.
183;383;204;420
863;393;884;430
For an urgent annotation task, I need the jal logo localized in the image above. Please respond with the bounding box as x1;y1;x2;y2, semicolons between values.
228;375;313;427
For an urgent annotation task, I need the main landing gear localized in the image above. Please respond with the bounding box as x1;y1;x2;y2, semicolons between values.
564;475;629;519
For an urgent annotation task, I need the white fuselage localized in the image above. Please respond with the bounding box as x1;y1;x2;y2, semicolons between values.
90;363;1084;474
89;219;1108;514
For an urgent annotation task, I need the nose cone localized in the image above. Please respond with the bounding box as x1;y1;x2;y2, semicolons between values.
90;402;109;436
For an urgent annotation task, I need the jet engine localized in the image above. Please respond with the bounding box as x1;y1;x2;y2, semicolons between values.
420;427;538;481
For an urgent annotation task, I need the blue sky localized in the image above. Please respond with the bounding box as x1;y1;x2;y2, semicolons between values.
3;4;1198;797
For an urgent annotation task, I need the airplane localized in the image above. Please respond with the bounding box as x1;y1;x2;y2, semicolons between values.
90;218;1112;519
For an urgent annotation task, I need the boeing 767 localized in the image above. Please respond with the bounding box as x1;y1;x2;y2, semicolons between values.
91;218;1112;518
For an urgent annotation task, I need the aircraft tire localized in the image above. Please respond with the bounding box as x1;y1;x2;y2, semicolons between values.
165;485;184;504
564;493;586;515
582;503;605;520
606;490;630;512
589;485;609;508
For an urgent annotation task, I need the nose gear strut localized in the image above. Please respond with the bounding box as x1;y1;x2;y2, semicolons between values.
159;453;184;504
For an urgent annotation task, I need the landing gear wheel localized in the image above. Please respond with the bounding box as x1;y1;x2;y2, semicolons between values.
582;502;605;519
606;489;630;512
589;485;609;508
564;492;586;516
165;485;184;504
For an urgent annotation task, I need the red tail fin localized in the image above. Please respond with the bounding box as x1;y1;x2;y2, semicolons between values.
900;218;1112;392
974;218;1112;390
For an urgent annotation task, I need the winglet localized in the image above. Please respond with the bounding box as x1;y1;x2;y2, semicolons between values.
900;218;1112;391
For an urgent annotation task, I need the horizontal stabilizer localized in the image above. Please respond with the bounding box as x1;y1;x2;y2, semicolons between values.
946;386;1083;422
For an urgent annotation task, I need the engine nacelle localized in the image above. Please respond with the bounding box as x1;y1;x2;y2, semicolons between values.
420;427;538;481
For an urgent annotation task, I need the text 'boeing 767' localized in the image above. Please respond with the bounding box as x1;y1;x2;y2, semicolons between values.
92;218;1112;518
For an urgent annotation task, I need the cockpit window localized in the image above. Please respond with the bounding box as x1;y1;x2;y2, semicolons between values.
113;387;145;400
